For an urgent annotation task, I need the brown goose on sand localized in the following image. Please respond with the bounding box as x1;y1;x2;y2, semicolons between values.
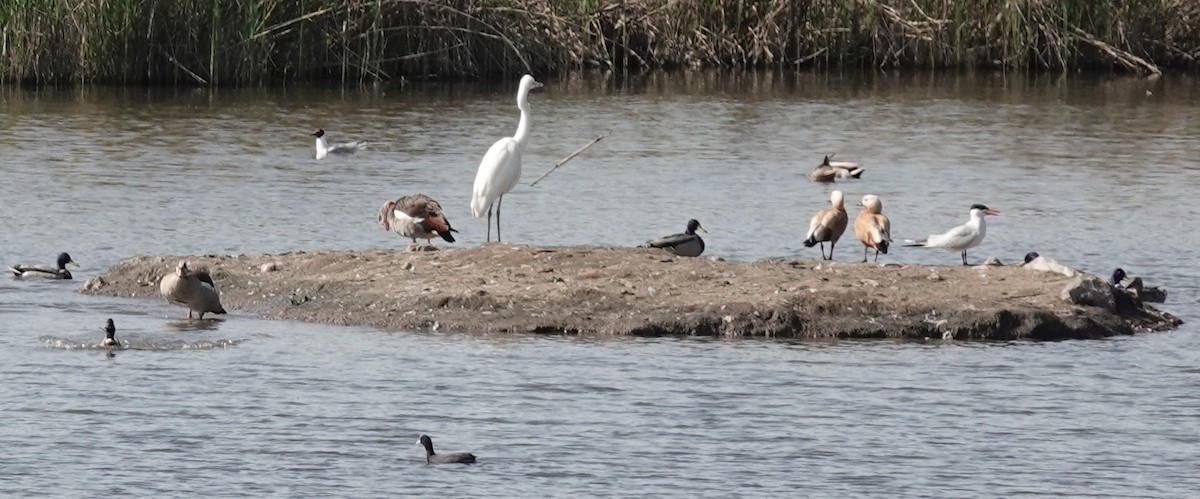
804;190;849;260
809;155;864;183
377;194;458;250
9;252;79;279
159;261;227;319
854;194;892;263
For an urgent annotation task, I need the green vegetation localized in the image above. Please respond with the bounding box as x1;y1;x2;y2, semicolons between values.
1;0;1196;85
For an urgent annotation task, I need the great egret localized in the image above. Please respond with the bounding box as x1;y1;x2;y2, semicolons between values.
804;190;849;260
904;204;999;265
312;129;367;159
854;194;892;263
640;219;707;257
9;252;79;279
377;193;458;250
159;261;227;319
470;74;544;242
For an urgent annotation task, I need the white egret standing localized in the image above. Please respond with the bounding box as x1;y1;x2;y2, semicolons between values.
471;74;544;242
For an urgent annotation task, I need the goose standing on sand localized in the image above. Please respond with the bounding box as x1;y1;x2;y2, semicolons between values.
101;318;120;347
853;194;892;263
416;434;477;464
9;252;79;279
640;219;706;257
159;261;227;320
905;204;999;265
804;190;849;260
377;194;458;250
809;155;864;182
1112;268;1167;303
312;129;367;159
471;74;544;242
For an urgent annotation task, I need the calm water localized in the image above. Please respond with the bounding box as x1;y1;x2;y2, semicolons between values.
2;71;1199;497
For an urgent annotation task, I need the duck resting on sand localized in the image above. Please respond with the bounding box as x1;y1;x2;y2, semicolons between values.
378;194;458;251
159;261;227;320
1111;268;1167;303
640;219;706;257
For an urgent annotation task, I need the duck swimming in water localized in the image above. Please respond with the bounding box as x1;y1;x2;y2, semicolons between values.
101;318;120;347
416;434;477;464
9;252;79;279
809;155;864;182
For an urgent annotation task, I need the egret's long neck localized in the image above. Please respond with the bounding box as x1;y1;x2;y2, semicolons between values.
513;93;532;148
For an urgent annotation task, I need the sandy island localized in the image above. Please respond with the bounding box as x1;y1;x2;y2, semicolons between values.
79;244;1180;341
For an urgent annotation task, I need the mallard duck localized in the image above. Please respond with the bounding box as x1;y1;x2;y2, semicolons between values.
804;190;849;260
159;261;227;319
9;252;79;279
416;434;477;464
640;219;706;257
312;129;367;159
809;155;864;183
854;194;892;263
377;194;458;250
1112;268;1167;303
101;318;120;347
904;204;999;266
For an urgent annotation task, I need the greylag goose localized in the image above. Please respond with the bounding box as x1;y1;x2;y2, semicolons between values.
854;194;892;263
159;261;227;319
640;219;706;257
804;190;849;260
905;204;999;265
377;193;458;250
416;434;476;464
9;252;78;279
471;74;544;242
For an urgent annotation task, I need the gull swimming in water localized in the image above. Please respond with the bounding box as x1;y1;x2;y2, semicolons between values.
905;204;999;265
10;252;79;279
312;129;367;159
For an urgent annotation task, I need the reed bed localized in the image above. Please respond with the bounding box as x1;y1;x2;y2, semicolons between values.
1;0;1196;85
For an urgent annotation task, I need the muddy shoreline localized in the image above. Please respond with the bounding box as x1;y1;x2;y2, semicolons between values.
79;244;1180;340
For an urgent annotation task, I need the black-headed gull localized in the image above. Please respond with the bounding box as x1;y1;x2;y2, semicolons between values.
312;129;367;159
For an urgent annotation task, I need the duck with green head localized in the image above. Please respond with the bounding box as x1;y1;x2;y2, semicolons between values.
9;252;79;279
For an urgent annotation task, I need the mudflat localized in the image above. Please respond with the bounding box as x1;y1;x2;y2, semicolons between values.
80;244;1179;340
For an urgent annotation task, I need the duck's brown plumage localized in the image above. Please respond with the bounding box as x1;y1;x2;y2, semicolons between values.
159;261;227;319
804;190;848;260
854;194;892;263
378;193;457;246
